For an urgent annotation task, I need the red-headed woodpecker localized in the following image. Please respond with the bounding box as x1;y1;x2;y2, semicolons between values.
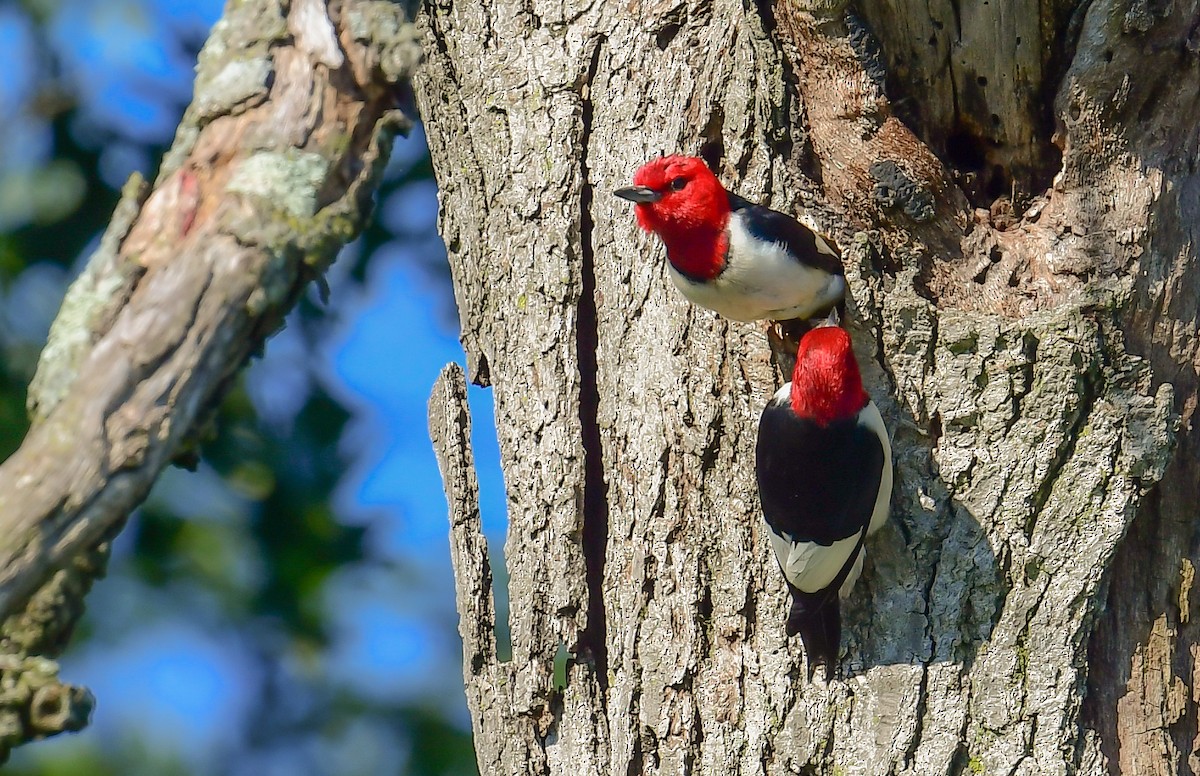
755;322;892;676
614;155;844;323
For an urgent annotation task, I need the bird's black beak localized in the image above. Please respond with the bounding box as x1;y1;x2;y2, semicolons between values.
614;186;663;204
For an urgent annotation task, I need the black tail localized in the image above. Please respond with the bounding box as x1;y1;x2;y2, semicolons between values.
785;587;841;672
783;530;865;675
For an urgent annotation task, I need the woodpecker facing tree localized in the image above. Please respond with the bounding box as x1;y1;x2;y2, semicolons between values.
755;321;892;676
614;155;845;324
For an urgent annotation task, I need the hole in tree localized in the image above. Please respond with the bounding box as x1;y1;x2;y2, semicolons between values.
699;141;724;172
944;128;1016;207
35;694;61;719
945;130;988;172
851;11;1065;210
655;22;681;50
699;108;725;172
987;164;1010;199
1138;80;1166;124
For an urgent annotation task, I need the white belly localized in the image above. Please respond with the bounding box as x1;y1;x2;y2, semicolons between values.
667;228;844;322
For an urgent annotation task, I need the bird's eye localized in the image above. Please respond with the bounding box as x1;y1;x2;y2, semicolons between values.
669;176;687;191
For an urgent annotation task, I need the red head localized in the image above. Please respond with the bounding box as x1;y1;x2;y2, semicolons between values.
790;325;869;426
614;156;731;279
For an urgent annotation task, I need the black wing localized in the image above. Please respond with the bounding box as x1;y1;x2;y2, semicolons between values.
728;192;843;277
755;401;884;546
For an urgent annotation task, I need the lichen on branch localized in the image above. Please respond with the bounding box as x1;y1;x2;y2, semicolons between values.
0;0;424;757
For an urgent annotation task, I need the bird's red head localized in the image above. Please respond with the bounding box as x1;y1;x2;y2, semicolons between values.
621;156;729;236
614;156;731;279
790;326;869;426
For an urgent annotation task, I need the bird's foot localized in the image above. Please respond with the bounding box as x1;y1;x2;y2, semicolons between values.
767;319;805;378
806;659;838;687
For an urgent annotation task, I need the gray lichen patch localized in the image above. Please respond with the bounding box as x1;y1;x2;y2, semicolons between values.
345;1;424;85
27;174;149;424
157;2;288;179
227;150;331;219
198;0;288;64
191;57;273;122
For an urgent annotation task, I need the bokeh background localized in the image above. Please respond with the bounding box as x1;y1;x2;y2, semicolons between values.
1;1;506;773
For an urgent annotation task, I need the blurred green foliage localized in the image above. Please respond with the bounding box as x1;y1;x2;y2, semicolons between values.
0;2;477;774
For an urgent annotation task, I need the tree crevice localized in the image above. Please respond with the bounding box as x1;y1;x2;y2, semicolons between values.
576;36;609;696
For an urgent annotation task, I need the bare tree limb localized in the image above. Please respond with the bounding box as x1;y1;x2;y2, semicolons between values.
0;0;422;756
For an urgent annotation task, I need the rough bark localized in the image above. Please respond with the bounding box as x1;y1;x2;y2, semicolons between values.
0;0;422;758
421;0;1197;773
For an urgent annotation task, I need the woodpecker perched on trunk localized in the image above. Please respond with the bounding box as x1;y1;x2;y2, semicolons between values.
614;155;844;324
755;320;892;677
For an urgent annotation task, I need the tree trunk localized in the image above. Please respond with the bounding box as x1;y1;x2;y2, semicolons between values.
420;0;1197;773
0;0;423;758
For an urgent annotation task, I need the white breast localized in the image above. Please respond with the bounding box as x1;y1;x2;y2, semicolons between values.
667;212;845;322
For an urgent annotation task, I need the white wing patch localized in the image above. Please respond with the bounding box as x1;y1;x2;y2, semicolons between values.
859;400;893;536
839;548;865;600
768;528;864;595
814;234;838;257
770;382;792;407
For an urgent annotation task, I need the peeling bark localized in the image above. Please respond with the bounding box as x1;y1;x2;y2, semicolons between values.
0;0;422;758
421;0;1197;773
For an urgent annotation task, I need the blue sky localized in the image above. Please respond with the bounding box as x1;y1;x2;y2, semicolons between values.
1;1;506;770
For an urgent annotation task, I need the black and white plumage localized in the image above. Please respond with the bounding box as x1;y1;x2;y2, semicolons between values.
615;156;844;323
669;192;845;323
755;325;892;674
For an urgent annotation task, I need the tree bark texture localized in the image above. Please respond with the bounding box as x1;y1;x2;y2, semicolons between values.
0;0;422;758
421;0;1197;774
